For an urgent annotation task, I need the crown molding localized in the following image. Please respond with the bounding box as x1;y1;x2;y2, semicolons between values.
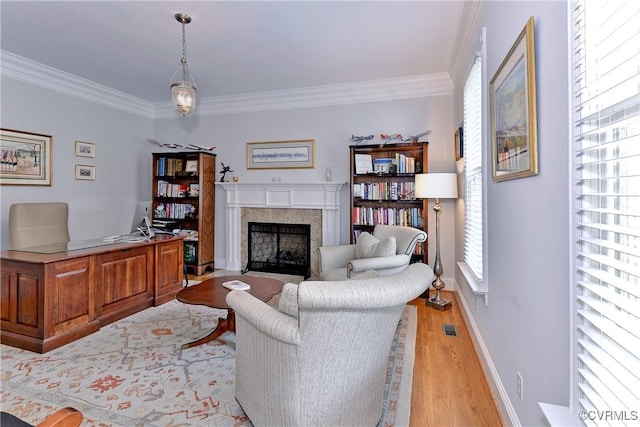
154;73;453;119
449;1;484;87
2;50;453;120
0;50;154;118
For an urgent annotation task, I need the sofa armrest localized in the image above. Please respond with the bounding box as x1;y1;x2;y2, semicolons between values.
348;254;410;275
317;244;356;273
226;290;300;345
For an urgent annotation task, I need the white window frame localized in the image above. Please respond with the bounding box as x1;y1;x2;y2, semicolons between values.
542;1;640;425
458;27;489;304
570;0;640;425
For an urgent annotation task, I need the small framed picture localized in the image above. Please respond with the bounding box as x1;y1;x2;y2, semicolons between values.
455;127;463;160
75;164;95;180
185;160;198;173
75;141;95;158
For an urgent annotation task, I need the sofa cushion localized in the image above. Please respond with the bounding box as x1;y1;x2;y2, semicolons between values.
355;232;396;259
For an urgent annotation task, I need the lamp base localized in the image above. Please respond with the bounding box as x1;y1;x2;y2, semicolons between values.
426;296;452;311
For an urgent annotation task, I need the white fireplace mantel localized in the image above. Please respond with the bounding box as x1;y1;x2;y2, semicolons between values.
216;181;346;271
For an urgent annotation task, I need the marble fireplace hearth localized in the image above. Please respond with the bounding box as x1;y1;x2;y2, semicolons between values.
217;182;346;277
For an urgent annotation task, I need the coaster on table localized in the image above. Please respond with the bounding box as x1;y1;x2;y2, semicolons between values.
222;280;251;291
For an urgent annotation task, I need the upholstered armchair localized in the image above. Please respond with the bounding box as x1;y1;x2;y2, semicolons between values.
226;263;433;427
9;202;70;250
317;224;427;280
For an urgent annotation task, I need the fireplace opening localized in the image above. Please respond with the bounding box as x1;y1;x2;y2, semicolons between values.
244;222;311;278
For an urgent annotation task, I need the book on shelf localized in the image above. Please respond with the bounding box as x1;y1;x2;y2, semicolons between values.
393;153;417;174
353;181;415;201
152;219;178;229
183;240;198;263
153;203;197;219
352;206;423;227
156;181;189;198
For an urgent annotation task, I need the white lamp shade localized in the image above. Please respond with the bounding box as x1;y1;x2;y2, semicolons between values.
414;173;458;199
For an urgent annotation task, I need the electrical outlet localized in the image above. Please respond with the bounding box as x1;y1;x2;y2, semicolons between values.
517;371;524;401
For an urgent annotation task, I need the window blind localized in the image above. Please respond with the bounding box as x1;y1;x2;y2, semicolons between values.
572;0;640;424
463;56;484;282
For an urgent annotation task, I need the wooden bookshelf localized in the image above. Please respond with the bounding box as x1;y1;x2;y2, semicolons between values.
349;142;429;262
152;151;216;275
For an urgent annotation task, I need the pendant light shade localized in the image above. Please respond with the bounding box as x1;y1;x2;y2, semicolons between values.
169;13;196;117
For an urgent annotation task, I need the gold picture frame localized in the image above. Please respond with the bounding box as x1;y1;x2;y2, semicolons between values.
75;164;95;181
0;128;52;186
247;139;316;169
455;127;463;160
75;140;95;158
490;16;538;182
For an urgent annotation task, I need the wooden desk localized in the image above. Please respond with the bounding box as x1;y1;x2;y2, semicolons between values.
0;235;184;353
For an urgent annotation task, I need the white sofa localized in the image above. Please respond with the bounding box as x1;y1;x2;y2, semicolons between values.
226;262;434;426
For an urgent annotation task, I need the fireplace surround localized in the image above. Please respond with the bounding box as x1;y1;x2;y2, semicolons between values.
217;182;346;277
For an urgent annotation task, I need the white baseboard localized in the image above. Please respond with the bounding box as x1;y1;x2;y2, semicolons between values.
453;286;521;427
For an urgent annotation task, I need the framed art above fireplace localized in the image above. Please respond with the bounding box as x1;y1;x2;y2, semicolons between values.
246;139;315;169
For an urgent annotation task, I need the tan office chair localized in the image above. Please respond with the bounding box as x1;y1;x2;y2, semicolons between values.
9;202;70;250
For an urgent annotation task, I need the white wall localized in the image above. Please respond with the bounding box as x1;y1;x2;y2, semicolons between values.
0;78;154;249
153;95;458;279
452;2;570;425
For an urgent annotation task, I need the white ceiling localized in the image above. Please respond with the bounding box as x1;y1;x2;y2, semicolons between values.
0;1;465;103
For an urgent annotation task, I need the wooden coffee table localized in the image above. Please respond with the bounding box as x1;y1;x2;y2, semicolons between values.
176;274;284;349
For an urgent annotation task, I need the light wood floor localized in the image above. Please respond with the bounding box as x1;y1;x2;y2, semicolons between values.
409;291;503;426
190;273;502;425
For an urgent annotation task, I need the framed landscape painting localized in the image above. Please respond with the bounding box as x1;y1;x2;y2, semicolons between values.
0;128;52;186
490;17;538;182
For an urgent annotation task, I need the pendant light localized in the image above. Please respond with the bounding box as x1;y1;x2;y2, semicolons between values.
169;13;196;117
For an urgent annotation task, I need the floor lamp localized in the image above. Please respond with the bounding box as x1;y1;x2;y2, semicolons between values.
415;173;458;310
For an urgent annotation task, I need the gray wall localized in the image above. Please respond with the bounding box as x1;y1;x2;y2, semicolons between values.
0;78;154;249
452;2;570;425
153;95;457;277
0;78;458;283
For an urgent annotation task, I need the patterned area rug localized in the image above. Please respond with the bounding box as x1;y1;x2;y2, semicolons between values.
1;300;416;426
